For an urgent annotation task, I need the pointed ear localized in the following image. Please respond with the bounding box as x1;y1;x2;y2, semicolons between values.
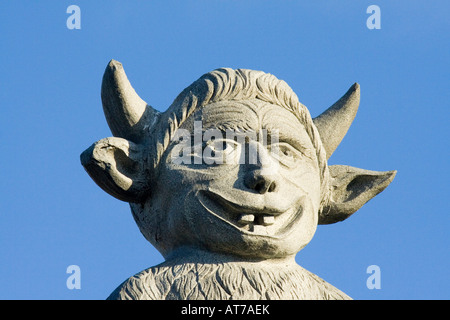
319;165;396;224
80;137;149;203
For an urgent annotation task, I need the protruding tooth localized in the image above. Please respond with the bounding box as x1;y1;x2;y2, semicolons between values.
252;225;268;235
238;214;255;225
262;215;275;226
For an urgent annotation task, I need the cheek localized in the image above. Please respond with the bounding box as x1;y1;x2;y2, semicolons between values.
164;162;241;188
287;193;320;254
280;164;322;210
156;163;241;224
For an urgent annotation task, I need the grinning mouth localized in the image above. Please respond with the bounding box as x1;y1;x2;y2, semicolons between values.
197;190;303;237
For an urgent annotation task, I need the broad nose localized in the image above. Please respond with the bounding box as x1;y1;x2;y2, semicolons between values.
243;141;280;194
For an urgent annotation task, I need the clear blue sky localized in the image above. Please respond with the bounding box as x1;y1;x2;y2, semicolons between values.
0;1;448;300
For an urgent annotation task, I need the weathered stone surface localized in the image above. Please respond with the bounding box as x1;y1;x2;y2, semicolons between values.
81;60;396;300
107;249;350;300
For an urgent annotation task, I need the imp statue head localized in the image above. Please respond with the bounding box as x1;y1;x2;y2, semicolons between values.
81;60;396;300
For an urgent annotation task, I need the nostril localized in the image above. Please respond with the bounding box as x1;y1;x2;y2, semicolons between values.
254;180;265;194
267;181;277;193
252;178;277;194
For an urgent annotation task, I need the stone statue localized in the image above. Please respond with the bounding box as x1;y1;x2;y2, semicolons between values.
81;60;396;300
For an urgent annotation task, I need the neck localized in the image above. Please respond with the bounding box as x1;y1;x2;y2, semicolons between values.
163;246;297;267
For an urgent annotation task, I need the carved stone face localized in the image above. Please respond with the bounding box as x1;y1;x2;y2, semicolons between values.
151;100;321;259
82;61;396;265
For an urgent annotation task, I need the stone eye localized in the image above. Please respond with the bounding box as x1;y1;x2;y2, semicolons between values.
203;139;241;164
270;143;302;167
282;147;294;158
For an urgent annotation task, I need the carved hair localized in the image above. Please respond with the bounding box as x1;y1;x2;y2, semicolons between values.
108;258;350;300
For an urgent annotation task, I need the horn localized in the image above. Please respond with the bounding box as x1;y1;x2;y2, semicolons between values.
101;59;160;143
312;83;360;159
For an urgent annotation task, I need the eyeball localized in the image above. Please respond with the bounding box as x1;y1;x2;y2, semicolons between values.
269;143;303;167
203;139;241;165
